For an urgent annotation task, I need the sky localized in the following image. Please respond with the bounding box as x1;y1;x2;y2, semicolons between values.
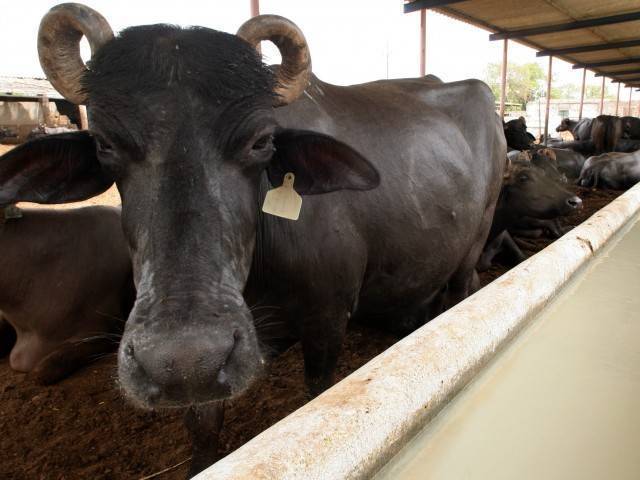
0;0;626;98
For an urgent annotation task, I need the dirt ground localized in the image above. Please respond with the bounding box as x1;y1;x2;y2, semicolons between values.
0;152;625;479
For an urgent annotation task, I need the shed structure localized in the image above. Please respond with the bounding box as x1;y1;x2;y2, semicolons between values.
405;0;640;140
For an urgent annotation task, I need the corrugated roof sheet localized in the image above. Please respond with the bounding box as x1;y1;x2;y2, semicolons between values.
0;76;62;99
405;0;640;86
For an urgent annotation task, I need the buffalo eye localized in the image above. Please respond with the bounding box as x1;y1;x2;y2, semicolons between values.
252;134;274;152
518;173;530;183
95;136;114;157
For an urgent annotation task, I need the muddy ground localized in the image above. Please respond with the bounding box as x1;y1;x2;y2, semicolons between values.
0;154;624;479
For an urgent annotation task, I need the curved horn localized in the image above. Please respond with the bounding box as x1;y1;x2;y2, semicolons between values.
38;3;113;105
237;15;311;106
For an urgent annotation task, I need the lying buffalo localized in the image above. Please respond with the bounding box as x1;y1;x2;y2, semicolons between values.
0;203;133;384
504;117;535;150
545;138;640;157
548;148;586;180
579;150;640;189
477;159;581;271
0;4;504;474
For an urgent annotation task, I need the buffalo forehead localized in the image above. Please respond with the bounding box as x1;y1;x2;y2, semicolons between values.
83;24;276;106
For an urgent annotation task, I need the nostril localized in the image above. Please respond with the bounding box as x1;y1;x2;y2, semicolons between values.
567;196;582;208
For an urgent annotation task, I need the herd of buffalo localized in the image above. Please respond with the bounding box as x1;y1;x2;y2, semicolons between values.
0;3;638;476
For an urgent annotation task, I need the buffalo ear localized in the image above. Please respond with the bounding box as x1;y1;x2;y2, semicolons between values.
0;131;113;205
267;129;380;195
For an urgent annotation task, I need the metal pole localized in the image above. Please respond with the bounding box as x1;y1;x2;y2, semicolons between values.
78;105;89;130
578;68;586;120
628;86;633;116
599;76;605;114
543;55;553;145
250;0;260;53
615;82;621;116
420;9;426;76
499;39;508;118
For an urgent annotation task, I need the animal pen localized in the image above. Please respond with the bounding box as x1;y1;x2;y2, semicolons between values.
2;1;640;479
195;1;640;478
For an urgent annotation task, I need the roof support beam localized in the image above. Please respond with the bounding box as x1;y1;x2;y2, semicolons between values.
490;12;640;41
538;39;640;57
403;0;465;14
615;82;621;116
600;77;606;115
573;57;640;69
595;69;640;77
612;76;640;83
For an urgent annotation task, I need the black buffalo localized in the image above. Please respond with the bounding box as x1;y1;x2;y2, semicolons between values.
0;5;504;474
0;204;133;384
621;116;640;140
504;116;535;150
548;148;586;180
477;158;581;271
579;150;640;189
555;117;592;141
591;114;623;154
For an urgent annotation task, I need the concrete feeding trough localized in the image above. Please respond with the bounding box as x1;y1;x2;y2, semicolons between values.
196;183;640;480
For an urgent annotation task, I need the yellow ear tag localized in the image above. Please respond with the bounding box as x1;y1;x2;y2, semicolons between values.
262;172;302;221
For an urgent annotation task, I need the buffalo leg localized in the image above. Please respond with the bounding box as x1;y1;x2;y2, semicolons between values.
0;316;16;358
477;231;506;272
501;231;527;264
29;337;114;385
510;227;544;239
301;310;349;397
441;230;489;311
185;402;225;477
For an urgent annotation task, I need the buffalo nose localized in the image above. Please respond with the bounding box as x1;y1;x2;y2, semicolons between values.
567;196;582;209
130;332;236;395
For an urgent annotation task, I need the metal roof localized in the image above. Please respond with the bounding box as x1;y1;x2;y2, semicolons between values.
0;76;62;100
404;1;640;89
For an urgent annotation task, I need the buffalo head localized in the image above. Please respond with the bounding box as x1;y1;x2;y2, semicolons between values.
0;3;379;408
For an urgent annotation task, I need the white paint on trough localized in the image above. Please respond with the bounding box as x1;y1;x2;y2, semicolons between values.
195;183;640;480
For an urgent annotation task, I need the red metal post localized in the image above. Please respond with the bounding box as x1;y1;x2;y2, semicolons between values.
543;56;553;145
250;0;259;17
578;68;586;120
499;39;508;118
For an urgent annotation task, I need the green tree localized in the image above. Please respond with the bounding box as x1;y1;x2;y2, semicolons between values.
551;83;579;99
585;84;616;100
485;62;546;108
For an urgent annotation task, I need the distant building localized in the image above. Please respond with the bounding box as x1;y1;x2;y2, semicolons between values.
0;76;80;143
